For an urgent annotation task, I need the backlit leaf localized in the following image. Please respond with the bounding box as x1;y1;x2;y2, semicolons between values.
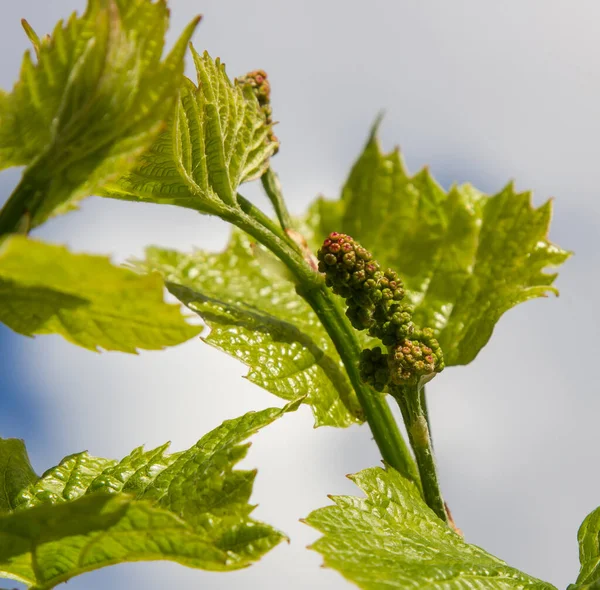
0;0;199;231
136;230;364;428
0;236;200;352
0;402;297;588
568;506;600;589
305;466;556;589
306;125;570;365
102;47;278;215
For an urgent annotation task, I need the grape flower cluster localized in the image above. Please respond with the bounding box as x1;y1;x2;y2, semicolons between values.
317;232;444;390
236;69;279;152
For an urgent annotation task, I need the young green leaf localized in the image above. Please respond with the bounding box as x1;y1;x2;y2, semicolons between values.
0;236;200;352
307;125;570;366
0;402;298;589
305;466;556;589
0;440;37;514
0;0;200;234
567;506;600;589
135;230;364;428
101;47;279;215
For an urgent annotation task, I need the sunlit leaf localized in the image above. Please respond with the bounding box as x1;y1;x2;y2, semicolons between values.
568;506;600;589
307;124;570;365
305;466;556;589
0;439;37;514
0;236;200;352
0;402;298;588
136;230;364;428
0;0;199;230
102;47;278;215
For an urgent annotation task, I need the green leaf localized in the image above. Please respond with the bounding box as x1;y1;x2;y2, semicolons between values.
568;507;600;589
101;47;279;214
0;402;298;589
135;230;364;428
305;466;556;589
0;440;37;514
0;0;200;231
0;235;200;352
306;124;570;365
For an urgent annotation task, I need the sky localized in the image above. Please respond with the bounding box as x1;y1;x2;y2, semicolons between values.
1;1;600;589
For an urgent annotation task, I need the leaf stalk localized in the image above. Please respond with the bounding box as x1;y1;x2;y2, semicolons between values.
261;167;294;231
392;383;447;522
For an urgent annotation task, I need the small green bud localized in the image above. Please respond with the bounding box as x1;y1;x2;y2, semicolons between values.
351;269;366;284
359;347;390;392
342;251;356;267
347;304;374;331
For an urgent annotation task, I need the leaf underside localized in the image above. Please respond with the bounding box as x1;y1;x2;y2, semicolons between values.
102;46;278;214
135;230;364;428
305;466;556;590
305;124;570;366
0;402;299;589
0;0;200;228
568;506;600;589
0;236;200;352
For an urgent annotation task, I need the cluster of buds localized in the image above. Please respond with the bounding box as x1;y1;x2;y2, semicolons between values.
359;347;390;392
317;233;406;332
318;232;444;388
236;69;279;153
389;329;444;385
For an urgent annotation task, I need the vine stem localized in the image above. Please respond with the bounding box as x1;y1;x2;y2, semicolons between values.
226;206;420;487
0;166;42;237
261;167;293;231
237;194;303;257
420;385;433;449
302;286;420;486
392;383;447;522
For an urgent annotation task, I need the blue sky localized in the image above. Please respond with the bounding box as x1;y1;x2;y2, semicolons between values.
2;1;600;588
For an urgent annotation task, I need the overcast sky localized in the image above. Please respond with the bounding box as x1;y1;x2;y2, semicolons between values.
1;1;600;589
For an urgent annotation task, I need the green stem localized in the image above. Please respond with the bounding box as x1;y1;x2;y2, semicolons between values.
225;209;320;289
229;209;420;486
237;194;301;255
302;286;420;486
392;384;447;522
261;167;293;231
420;385;433;449
0;168;42;237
